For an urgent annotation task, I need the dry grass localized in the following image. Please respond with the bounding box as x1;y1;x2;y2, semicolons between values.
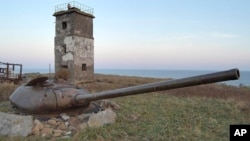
55;69;70;80
78;73;165;93
0;73;249;140
80;74;250;112
166;84;250;112
0;82;18;102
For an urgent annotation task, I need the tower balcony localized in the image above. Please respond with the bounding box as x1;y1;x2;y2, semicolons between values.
54;1;94;15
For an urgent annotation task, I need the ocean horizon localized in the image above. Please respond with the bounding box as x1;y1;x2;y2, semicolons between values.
22;68;250;87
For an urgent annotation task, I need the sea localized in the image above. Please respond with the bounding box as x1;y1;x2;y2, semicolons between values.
23;68;250;87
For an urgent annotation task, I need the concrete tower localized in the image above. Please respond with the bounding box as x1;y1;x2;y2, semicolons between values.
53;2;94;82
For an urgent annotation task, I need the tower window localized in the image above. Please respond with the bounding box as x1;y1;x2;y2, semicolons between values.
61;65;68;68
62;22;67;29
82;64;86;71
61;45;66;53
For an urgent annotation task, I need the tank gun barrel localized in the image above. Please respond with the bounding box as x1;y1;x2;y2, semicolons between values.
9;68;240;114
74;68;240;104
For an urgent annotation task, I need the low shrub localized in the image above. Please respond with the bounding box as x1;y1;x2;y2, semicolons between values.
0;82;18;101
55;69;70;80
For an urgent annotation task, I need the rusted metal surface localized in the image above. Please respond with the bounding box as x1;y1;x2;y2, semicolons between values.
26;77;48;86
10;77;88;114
9;68;240;114
0;62;22;83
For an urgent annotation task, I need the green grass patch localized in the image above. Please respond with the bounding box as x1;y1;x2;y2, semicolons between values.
73;93;249;141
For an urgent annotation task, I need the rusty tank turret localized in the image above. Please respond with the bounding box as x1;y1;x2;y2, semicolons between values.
10;68;240;114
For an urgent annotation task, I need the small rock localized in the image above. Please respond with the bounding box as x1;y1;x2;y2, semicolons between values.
58;122;68;130
32;119;44;136
87;108;117;127
53;129;64;134
44;124;51;128
68;117;80;127
77;113;91;121
48;119;58;127
65;121;69;126
98;100;121;110
61;135;71;139
60;113;70;121
68;126;77;132
34;119;43;129
53;129;64;137
53;132;61;137
32;125;40;136
40;128;52;137
65;131;72;136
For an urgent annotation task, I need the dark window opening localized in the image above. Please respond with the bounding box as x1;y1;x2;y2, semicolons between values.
62;22;67;29
61;65;68;68
62;45;66;53
82;64;86;71
0;68;3;73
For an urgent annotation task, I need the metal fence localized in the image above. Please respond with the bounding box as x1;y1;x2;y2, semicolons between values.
55;1;94;15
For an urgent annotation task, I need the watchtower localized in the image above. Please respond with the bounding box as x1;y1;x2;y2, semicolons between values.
53;1;94;82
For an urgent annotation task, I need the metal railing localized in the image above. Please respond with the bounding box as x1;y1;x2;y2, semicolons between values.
55;1;94;15
0;62;22;83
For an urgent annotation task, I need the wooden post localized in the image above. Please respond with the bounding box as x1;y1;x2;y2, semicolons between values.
6;63;9;79
49;64;51;80
20;64;22;80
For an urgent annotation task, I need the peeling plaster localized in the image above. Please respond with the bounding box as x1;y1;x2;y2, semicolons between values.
62;53;73;61
64;37;75;52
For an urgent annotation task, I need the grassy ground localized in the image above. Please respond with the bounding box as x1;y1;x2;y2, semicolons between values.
0;73;249;141
74;95;247;141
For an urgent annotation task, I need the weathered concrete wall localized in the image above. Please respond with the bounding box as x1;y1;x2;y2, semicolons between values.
54;8;94;82
54;14;72;37
72;12;94;39
55;36;94;82
54;9;94;39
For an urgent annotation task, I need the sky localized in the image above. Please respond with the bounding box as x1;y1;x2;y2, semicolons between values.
0;0;249;71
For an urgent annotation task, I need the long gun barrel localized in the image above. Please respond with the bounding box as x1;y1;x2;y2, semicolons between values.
74;68;239;104
10;68;240;114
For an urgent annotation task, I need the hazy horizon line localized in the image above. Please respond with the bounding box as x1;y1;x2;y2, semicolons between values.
23;67;250;72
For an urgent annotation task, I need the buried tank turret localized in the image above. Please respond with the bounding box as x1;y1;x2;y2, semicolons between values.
9;68;240;114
